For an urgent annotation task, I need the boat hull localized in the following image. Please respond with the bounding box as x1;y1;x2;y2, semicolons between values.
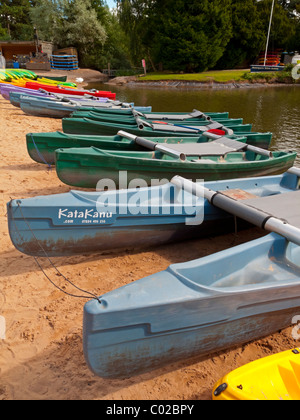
83;233;300;378
55;147;296;189
7;173;299;256
27;132;272;165
25;81;116;99
27;132;250;165
61;117;253;137
212;348;300;400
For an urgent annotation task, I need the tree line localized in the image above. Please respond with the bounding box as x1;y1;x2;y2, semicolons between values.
0;0;299;72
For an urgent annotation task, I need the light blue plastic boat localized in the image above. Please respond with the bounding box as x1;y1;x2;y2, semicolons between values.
83;231;300;378
7;171;300;256
19;96;152;118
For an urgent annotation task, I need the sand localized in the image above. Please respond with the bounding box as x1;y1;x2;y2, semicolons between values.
0;79;298;400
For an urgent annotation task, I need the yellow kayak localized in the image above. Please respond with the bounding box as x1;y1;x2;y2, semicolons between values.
212;348;300;400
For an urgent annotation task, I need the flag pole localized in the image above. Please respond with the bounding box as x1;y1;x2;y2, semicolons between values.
264;0;275;66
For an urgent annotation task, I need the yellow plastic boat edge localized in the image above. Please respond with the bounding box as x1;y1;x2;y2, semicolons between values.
212;348;300;400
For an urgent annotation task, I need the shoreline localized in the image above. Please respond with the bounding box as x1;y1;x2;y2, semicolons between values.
35;68;299;90
0;78;298;401
106;76;299;90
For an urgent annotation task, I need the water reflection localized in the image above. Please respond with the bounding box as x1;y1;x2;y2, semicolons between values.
86;82;300;163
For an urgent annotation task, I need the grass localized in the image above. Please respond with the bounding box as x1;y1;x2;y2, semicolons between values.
140;69;250;83
139;67;299;84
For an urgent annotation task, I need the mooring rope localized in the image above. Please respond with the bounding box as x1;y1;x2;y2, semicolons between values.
10;200;101;303
30;133;52;170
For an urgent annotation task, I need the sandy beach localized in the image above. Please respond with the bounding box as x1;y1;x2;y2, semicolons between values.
0;79;298;400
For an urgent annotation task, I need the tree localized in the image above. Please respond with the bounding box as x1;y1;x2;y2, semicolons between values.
257;0;296;50
30;0;107;59
83;1;132;70
0;0;32;40
118;0;233;72
215;0;266;69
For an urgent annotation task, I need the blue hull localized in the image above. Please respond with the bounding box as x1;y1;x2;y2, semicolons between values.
7;172;300;256
9;91;108;108
19;96;152;118
83;232;300;378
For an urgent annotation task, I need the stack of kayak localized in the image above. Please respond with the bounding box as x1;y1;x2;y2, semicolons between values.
5;79;300;390
0;68;77;87
0;68;117;105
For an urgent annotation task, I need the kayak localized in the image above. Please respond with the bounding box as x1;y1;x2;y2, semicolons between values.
69;109;243;125
9;92;108;108
69;111;245;128
7;171;300;256
26;131;271;165
69;107;229;118
25;81;116;99
62;116;253;136
54;138;296;188
83;229;300;378
212;348;300;400
18;96;151;118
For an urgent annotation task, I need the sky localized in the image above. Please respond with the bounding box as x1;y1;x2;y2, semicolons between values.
105;0;116;8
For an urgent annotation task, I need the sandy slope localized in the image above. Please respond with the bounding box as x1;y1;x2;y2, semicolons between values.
0;91;297;400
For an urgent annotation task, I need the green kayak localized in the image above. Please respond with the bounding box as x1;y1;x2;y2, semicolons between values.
55;138;296;189
27;131;272;165
69;108;231;118
69;110;243;126
62;116;252;137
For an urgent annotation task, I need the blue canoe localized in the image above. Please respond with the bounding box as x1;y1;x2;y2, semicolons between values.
9;91;109;108
83;231;300;378
7;171;300;257
83;168;300;378
19;96;152;118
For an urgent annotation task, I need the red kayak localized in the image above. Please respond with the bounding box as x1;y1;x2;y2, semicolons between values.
25;82;116;100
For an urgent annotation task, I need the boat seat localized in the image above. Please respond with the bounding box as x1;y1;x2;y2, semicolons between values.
158;137;247;157
135;109;208;121
136;117;230;135
241;190;300;229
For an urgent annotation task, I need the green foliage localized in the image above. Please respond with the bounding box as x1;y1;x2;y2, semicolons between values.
30;0;106;53
0;0;299;73
242;65;299;84
153;0;233;72
118;0;233;72
0;0;32;40
215;0;266;69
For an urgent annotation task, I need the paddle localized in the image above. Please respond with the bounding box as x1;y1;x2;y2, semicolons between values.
171;173;300;246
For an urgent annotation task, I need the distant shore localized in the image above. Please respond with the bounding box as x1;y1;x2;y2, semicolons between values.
106;76;298;89
35;67;299;90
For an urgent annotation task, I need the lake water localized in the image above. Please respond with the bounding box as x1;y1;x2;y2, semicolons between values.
86;82;300;163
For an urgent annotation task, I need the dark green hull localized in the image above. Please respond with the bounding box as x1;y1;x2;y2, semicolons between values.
36;74;68;82
62;117;252;137
27;132;272;165
69;111;243;126
55;147;296;189
71;108;230;118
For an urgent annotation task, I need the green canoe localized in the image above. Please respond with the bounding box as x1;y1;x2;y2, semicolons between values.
55;138;296;189
27;131;272;165
69;110;243;126
69;108;231;118
62;116;252;137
